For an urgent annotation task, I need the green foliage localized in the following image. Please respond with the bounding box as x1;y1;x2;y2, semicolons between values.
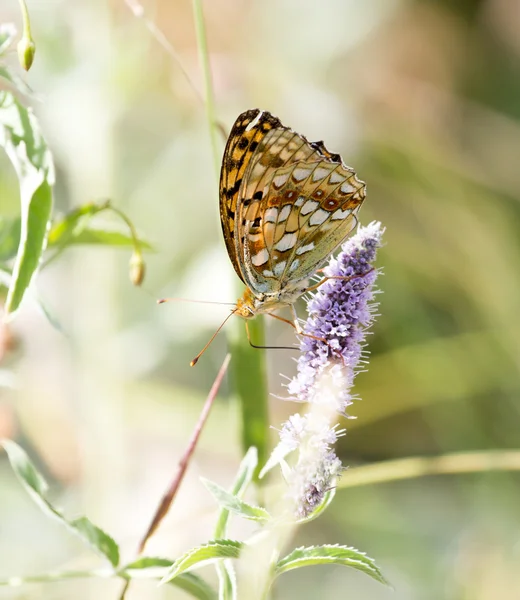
202;477;271;523
1;440;120;567
275;544;388;585
0;91;54;317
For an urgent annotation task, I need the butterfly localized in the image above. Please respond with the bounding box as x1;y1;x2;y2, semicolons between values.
189;109;366;365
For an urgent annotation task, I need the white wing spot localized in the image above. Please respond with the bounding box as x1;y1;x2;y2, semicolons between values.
252;249;269;266
290;259;300;272
329;171;344;184
275;232;298;252
295;196;305;207
292;167;312;182
245;111;263;131
301;199;319;215
310;209;329;226
273;173;290;189
312;167;330;182
248;233;263;242
264;207;278;223
340;181;355;195
263;269;274;277
274;260;287;276
331;208;352;220
278;204;292;222
296;242;315;255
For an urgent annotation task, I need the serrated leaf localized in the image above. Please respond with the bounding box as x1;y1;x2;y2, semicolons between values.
0;91;54;318
275;544;388;586
1;440;120;567
121;558;217;600
160;540;242;585
202;478;270;523
70;517;120;568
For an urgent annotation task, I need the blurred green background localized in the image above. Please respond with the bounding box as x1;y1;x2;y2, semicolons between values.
1;0;520;598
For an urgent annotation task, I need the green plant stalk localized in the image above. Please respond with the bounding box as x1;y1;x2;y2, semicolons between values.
228;307;270;482
17;0;32;40
191;0;271;480
192;0;221;180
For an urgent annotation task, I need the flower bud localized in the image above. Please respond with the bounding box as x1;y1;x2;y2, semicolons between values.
17;36;35;71
129;251;145;286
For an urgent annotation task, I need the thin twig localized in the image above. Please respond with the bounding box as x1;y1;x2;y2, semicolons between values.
137;352;231;553
117;353;231;600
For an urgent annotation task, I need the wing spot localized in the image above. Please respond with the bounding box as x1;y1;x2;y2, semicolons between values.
301;199;319;215
339;181;355;195
274;232;298;252
264;207;278;223
323;197;340;211
312;167;331;182
237;137;249;150
253;217;262;228
292;167;312;182
296;242;315;256
278;204;292;222
249;141;259;152
284;190;296;200
251;248;269;266
253;191;263;200
331;208;352;220
290;259;300;272
263;269;274;277
309;209;329;226
329;171;344;184
274;261;287;276
273;173;290;189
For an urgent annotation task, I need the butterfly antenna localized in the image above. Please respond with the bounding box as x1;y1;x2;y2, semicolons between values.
190;309;238;367
157;297;236;306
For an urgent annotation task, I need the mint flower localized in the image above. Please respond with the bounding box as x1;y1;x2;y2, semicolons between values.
264;222;384;518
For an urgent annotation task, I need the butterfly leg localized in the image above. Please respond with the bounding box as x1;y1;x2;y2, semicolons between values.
305;268;375;293
244;320;295;351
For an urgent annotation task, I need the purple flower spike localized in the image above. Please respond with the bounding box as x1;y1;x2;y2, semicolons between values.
288;220;384;411
262;222;384;518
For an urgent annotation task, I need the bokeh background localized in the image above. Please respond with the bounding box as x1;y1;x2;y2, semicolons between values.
1;0;520;598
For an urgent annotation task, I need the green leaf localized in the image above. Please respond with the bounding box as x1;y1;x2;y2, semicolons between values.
0;91;54;318
211;449;256;600
1;440;120;567
275;544;388;586
214;447;258;538
122;558;218;600
202;478;270;523
69;517;120;568
48;202;153;251
160;540;242;585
